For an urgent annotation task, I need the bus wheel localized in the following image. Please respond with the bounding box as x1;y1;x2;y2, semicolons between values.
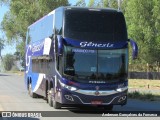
52;94;61;109
48;88;53;107
103;105;113;111
28;83;37;98
53;100;61;109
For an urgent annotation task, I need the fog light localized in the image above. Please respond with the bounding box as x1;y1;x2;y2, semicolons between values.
65;95;74;101
118;96;126;103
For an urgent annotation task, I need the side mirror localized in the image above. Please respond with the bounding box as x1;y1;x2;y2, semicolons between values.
130;39;138;59
57;35;63;56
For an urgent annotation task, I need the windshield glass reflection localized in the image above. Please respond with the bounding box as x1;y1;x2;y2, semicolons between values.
64;46;128;83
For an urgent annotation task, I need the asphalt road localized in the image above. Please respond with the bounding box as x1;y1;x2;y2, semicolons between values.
0;73;160;120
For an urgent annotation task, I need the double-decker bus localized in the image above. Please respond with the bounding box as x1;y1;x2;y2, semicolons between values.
25;6;138;110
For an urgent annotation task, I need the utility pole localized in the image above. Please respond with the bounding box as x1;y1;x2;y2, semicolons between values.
118;0;121;10
0;45;1;58
108;0;111;7
0;39;4;59
0;42;2;72
0;42;2;58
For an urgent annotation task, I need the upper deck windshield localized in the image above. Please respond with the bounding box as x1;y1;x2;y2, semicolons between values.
64;46;128;83
64;9;127;42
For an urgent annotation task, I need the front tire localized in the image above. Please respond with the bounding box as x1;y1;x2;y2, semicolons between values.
52;90;61;109
53;100;62;109
48;88;53;107
28;83;37;98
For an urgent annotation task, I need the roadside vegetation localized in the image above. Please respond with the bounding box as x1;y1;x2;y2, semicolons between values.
128;91;160;101
128;79;160;101
3;54;14;71
129;79;160;89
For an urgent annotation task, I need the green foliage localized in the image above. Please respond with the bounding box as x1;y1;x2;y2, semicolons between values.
128;91;157;101
125;0;160;65
1;12;19;43
87;0;120;9
3;54;14;71
1;0;69;62
88;0;96;7
108;0;118;9
76;0;86;7
1;0;69;44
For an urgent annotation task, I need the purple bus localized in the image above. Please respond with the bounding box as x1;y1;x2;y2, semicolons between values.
25;6;138;110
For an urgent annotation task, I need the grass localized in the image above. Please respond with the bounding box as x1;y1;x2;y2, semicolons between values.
129;79;160;89
128;79;160;101
128;91;160;101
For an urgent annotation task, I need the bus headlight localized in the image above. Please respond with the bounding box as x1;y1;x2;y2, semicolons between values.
60;82;78;91
70;87;77;91
116;86;128;92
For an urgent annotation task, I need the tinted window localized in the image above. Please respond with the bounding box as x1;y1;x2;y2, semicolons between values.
64;46;128;83
32;59;54;75
64;10;127;42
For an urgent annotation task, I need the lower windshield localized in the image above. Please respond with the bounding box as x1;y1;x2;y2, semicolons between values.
64;46;128;83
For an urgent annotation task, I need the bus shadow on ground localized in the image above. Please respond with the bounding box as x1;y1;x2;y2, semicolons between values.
0;74;10;76
55;106;117;117
63;106;113;115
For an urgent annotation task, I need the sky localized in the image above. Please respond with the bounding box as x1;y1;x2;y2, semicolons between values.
0;5;16;56
0;0;90;56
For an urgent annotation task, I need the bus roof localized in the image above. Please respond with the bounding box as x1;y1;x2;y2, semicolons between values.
28;6;121;29
63;6;121;13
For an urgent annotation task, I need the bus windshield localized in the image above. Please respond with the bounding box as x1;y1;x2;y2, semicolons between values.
64;9;127;42
64;46;128;83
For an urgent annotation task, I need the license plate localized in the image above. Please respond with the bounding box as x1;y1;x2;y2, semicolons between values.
91;100;102;105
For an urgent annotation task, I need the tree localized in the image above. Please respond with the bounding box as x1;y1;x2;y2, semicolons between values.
88;0;119;9
76;0;86;7
1;0;69;44
0;38;4;57
0;0;69;64
3;54;14;71
108;0;118;9
153;0;160;48
124;0;160;72
88;0;96;7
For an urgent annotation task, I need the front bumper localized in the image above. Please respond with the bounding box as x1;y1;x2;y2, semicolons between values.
61;88;128;106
